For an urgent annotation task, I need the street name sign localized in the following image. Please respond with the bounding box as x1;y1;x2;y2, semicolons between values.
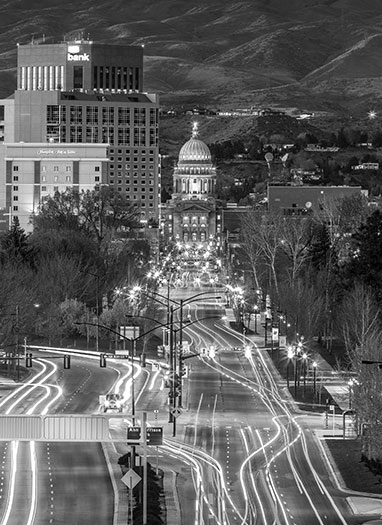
127;426;141;444
147;427;163;445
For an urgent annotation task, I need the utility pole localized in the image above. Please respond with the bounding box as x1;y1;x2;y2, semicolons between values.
142;411;148;525
178;299;184;407
14;305;19;379
168;306;174;425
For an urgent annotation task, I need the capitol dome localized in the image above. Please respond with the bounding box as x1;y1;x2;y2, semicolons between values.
178;123;212;164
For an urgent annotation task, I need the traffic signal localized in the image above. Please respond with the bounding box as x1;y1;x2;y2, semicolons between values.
100;354;107;368
64;355;71;369
25;353;32;368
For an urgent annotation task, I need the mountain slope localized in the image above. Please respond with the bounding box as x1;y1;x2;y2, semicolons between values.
0;0;381;113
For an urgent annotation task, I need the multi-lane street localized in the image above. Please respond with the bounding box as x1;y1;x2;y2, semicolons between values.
0;284;372;524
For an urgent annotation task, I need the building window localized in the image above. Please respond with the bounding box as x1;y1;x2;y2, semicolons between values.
13;196;18;201
134;108;146;126
69;125;83;142
118;107;130;125
66;176;71;182
54;186;59;192
102;107;114;125
13;186;18;191
13;166;18;172
41;186;47;191
13;206;18;211
95;166;100;172
42;166;47;172
54;166;59;172
69;106;82;124
73;66;84;89
13;176;18;181
42;175;46;182
86;106;98;125
66;166;72;172
95;176;100;182
54;176;58;182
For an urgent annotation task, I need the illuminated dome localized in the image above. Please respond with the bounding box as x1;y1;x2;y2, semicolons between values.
178;123;212;164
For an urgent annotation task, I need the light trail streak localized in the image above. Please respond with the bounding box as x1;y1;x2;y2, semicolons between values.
148;368;160;390
1;441;18;525
26;441;37;525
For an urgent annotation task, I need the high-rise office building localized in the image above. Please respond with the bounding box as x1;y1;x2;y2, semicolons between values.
0;38;160;231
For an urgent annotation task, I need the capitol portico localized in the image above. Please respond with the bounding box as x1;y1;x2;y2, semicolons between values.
160;123;222;245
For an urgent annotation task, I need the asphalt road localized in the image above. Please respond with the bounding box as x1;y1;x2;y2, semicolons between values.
0;286;374;525
153;286;367;525
0;352;120;525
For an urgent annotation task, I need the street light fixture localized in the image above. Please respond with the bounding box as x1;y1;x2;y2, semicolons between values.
287;346;294;389
253;304;259;334
312;361;317;402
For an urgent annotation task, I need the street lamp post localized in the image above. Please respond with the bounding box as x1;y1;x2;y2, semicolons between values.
294;347;299;398
287;347;294;389
313;361;317;402
253;305;258;334
302;352;308;398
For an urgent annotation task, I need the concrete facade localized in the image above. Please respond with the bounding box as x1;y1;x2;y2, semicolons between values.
0;40;159;229
1;142;109;231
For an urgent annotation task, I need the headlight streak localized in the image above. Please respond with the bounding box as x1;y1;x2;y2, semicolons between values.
256;429;291;525
0;359;48;410
26;383;62;415
148;369;160;391
239;427;263;525
1;352;111;525
176;439;245;522
298;429;348;525
1;440;18;525
1;349;143;525
0;358;59;525
164;440;213;524
211;394;218;457
196;322;322;525
211;352;324;525
165;437;240;525
205;321;348;525
5;360;57;414
26;441;37;525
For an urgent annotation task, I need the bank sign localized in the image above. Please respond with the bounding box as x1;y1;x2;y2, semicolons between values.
67;45;90;62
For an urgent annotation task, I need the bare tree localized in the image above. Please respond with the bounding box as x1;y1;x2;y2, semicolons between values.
339;284;382;459
279;217;314;285
240;210;282;297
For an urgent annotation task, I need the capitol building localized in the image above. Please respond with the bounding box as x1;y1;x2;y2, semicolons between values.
160;123;222;245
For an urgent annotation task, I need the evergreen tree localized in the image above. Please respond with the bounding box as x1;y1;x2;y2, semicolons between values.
0;218;34;266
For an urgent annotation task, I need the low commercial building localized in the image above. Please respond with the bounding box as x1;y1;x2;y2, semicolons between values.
267;184;364;216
